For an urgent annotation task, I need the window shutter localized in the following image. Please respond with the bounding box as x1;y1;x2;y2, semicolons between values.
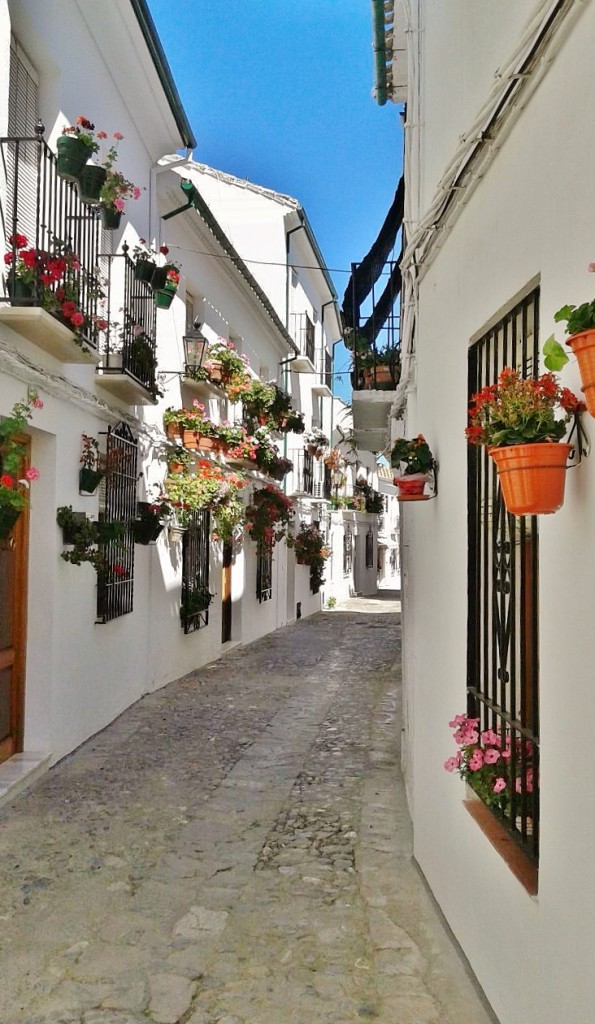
7;39;39;244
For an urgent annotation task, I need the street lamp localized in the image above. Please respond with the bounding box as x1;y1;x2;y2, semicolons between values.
183;319;208;374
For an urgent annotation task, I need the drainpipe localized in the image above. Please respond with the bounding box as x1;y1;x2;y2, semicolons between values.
282;223;307;495
371;0;388;106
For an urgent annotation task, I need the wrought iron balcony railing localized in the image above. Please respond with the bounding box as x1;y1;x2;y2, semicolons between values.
345;259;401;391
0;126;102;352
98;244;157;395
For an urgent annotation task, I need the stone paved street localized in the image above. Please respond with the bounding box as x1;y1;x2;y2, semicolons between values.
0;595;496;1024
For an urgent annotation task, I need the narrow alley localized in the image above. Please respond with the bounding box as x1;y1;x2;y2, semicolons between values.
0;597;494;1024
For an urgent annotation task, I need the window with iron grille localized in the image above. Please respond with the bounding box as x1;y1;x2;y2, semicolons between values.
181;509;211;633
467;287;540;866
96;423;137;623
256;542;273;602
343;525;353;576
365;527;374;568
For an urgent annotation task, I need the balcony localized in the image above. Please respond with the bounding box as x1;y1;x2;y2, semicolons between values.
95;245;157;405
0;128;102;364
346;259;401;452
290;312;316;373
312;348;333;398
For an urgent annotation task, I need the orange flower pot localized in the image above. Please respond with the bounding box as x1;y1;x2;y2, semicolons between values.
182;431;216;452
489;442;572;515
394;473;428;498
567;329;595;417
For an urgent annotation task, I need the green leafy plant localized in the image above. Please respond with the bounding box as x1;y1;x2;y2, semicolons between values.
354;479;384;513
466;369;582;448
162;462;248;541
56;506;126;571
390;435;435;474
181;585;214;625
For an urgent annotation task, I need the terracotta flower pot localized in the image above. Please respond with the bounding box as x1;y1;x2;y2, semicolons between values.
567;328;595;417
363;364;394;388
207;361;223;383
394;473;428;498
489;442;572;515
182;430;216;452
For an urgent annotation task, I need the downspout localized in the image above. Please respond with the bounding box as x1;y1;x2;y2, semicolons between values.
283;223;307;494
371;0;388;106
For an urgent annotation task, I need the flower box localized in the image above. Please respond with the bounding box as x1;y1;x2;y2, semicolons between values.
182;430;216;452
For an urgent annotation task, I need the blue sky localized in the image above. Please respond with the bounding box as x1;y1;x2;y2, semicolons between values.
147;0;403;393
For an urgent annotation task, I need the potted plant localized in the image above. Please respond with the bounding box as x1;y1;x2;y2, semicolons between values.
151;261;180;310
444;713;534;814
56;116;99;181
76;129;126;205
543;282;595;417
0;390;43;540
287;522;331;594
99;157;141;230
79;433;104;494
131;241;170;284
203;339;251;388
56;506;126;565
244;484;294;551
181;585;214;628
132;499;172;545
303;427;329;458
466;368;582;515
163;402;219;451
242;379;278;424
390;435;435;498
162;463;247;542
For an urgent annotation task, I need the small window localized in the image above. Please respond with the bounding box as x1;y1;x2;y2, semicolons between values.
96;423;137;623
181;509;211;633
256;542;273;602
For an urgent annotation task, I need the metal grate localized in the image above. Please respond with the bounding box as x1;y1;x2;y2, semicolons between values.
96;422;137;623
181;509;211;633
290;312;315;363
256;541;273;603
467;287;540;864
343;525;353;576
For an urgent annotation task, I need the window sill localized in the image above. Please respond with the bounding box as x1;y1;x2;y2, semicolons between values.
463;799;538;896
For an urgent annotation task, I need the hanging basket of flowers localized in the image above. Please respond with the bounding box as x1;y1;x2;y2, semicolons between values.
466;368;583;515
244;484;294;550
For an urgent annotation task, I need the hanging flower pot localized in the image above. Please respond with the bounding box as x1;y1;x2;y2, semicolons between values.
134;258;157;284
100;204;123;231
0;505;22;541
394;473;429;499
168;523;187;543
79;467;105;495
132;518;163;545
76;165;107;205
566;329;595;417
207;361;224;384
153;289;175;310
489;442;572;515
56;135;93;182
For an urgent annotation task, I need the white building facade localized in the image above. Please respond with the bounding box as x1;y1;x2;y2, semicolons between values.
378;2;595;1022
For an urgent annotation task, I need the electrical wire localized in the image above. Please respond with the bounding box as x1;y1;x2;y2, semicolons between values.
163;242;396;278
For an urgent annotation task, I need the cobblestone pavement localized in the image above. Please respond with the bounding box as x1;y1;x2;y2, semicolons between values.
0;594;496;1024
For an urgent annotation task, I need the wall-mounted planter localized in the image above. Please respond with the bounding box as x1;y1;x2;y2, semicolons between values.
79;467;104;494
56;136;92;182
100;205;122;231
76;165;107;205
0;505;22;541
134;258;156;284
182;431;216;452
394;473;429;500
489;442;572;515
567;329;595;417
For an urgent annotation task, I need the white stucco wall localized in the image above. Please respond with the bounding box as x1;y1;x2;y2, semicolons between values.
402;5;595;1022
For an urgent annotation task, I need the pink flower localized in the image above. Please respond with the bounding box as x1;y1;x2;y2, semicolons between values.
443;756;461;773
25;467;39;481
97;131;108;140
500;746;512;760
113;131;124;141
481;729;501;747
588;262;595;273
493;778;507;794
71;311;84;328
133;187;141;200
33;397;43;408
468;750;484;772
483;748;500;765
113;198;125;212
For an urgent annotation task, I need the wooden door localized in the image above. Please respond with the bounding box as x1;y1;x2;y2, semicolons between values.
0;436;29;763
221;540;232;643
